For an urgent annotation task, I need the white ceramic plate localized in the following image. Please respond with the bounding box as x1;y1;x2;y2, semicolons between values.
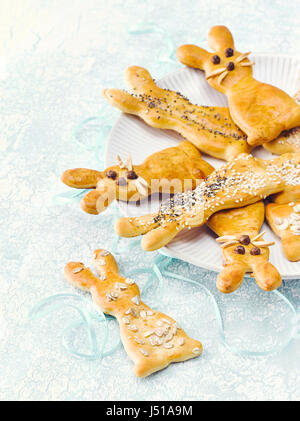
106;54;300;278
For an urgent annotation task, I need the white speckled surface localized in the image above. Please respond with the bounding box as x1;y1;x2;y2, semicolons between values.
0;0;300;401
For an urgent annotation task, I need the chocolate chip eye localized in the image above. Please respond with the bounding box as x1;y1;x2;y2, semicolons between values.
226;61;235;71
239;235;250;245
225;48;234;57
116;177;127;186
250;246;261;255
126;170;138;180
211;55;221;64
106;170;117;180
234;245;245;255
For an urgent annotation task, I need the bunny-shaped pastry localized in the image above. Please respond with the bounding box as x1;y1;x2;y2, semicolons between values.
65;249;202;377
207;202;281;293
102;65;251;161
115;153;285;251
61;141;214;214
177;25;300;147
266;201;300;262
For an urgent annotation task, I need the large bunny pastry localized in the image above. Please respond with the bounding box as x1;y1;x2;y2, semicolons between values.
115;153;285;251
65;249;202;377
177;25;300;147
61;141;214;214
102;66;250;161
266;152;300;205
207;202;281;293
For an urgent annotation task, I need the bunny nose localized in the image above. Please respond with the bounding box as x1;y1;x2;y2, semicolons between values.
226;62;235;71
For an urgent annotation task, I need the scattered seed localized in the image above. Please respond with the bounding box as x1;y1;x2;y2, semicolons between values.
72;267;83;274
140;348;149;356
132;295;140;305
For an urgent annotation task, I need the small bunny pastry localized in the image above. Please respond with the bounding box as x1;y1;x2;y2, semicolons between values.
61;141;214;214
65;249;203;377
177;26;300;146
266;201;300;262
102;66;251;161
263;89;300;154
207;202;281;293
115;153;285;251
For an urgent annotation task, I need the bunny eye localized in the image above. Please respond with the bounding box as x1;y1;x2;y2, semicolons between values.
211;55;221;64
127;170;138;180
106;170;117;180
250;246;261;255
225;48;234;57
234;245;245;255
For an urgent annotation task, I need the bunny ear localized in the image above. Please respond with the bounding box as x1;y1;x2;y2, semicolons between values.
125;66;155;92
176;44;211;70
81;184;116;214
64;262;101;292
217;263;246;293
208;25;234;52
92;249;120;278
61;168;103;188
102;88;143;114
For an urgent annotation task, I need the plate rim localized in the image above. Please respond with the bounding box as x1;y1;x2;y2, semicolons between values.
105;52;300;279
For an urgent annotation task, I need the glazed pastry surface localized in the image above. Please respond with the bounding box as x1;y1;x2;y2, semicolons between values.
115;153;285;251
263;90;300;154
65;249;202;377
102;65;250;161
266;152;300;204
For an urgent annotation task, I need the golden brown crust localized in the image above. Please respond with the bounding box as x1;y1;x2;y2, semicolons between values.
61;141;214;214
266;202;300;261
208;202;281;293
177;26;300;146
115;153;285;251
102;66;250;161
267;152;300;204
263;90;300;154
65;250;202;377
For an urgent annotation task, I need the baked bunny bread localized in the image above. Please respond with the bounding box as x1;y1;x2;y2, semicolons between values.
102;66;251;161
115;153;285;251
266;152;300;204
266;201;300;262
207;202;281;293
177;25;300;146
263;89;300;154
65;249;202;377
61;141;214;214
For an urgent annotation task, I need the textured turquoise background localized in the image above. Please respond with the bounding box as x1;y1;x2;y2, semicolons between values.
0;0;300;401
